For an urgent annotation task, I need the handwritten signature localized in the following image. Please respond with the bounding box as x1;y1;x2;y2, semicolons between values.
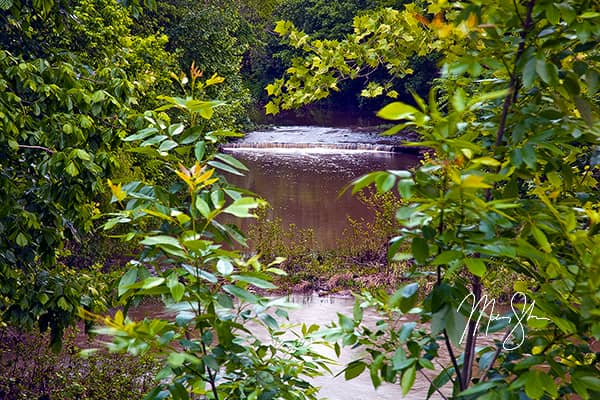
457;291;550;350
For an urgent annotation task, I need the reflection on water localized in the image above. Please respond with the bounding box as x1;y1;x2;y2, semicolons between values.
218;126;439;398
282;294;443;400
224;147;418;249
131;294;443;399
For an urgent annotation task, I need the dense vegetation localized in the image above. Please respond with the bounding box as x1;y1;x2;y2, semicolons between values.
269;0;600;398
1;0;599;399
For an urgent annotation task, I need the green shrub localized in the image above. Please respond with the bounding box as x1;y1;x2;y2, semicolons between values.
0;326;159;400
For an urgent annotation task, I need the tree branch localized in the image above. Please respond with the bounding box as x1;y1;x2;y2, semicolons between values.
443;329;463;389
419;369;449;400
479;329;511;382
495;0;536;148
460;275;481;389
18;144;56;154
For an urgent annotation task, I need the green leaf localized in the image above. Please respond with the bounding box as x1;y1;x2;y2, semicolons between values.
139;277;165;290
194;141;205;161
392;348;407;370
195;197;211;219
545;4;560;24
451;88;466;113
399;322;416;342
223;197;260;218
377;102;419;121
216;259;234;275
222;285;259;303
524;371;545;399
57;297;72;311
15;232;28;247
119;268;138;296
536;57;558;86
578;376;600;392
168;123;185;136
401;365;416;396
123;127;159;142
207;160;244;176
586;69;599;95
232;274;276;289
389;282;419;310
521;144;536;169
376;173;396;192
538;370;558;397
574;96;594;127
459;382;497;397
38;293;49;305
214;153;248;171
353;300;363;322
183;265;218;283
411;237;429;264
72;149;91;161
350;172;380;194
170;283;185;302
338;313;355;332
432;305;467;347
141;235;183;249
531;225;551;253
274;20;289;35
265;101;279;115
344;360;366;380
158;139;178;153
419;358;435;370
432;251;463;266
464;258;486;277
65;162;79;177
397;179;414;198
8;139;18;151
140;135;167;147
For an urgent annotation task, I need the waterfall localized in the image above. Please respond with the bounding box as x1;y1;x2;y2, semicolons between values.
221;142;406;153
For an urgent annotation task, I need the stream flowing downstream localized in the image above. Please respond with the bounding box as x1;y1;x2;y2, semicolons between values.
218;126;440;398
222;126;419;249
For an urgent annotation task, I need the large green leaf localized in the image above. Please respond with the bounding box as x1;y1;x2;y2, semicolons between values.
223;197;260;218
231;274;276;289
376;102;419;121
343;360;366;380
222;285;259;304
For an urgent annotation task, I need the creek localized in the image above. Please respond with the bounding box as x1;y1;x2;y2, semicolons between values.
127;125;445;399
218;126;443;398
222;126;419;249
275;293;444;400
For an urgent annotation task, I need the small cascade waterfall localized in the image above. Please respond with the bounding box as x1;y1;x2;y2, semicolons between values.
221;141;402;153
221;125;417;154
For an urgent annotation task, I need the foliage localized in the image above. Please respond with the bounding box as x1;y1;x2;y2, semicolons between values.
92;71;333;399
132;0;255;130
247;190;405;292
0;325;159;400
265;4;442;116
270;0;600;398
276;0;378;40
249;0;437;111
0;0;176;347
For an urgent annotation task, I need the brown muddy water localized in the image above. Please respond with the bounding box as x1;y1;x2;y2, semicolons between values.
129;293;447;400
220;126;442;398
276;294;444;400
222;126;419;249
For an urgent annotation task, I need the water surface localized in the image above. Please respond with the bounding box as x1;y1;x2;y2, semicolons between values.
223;126;419;249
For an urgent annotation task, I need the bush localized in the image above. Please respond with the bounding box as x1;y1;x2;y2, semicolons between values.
0;326;159;400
